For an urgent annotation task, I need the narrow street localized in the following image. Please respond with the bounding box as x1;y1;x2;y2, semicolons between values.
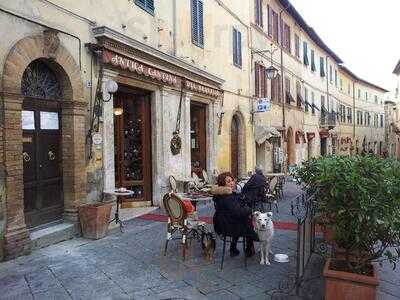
0;183;323;300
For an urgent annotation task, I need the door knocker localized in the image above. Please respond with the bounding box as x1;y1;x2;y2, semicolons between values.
22;152;31;162
48;150;56;161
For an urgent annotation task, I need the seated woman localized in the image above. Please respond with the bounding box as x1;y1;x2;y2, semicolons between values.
211;172;258;257
242;166;268;211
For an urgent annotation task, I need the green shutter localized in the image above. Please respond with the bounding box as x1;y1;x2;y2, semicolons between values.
311;50;316;71
303;42;309;66
320;57;325;77
135;0;154;14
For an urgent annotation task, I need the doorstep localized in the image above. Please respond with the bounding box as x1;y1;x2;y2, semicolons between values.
30;221;75;250
108;205;158;233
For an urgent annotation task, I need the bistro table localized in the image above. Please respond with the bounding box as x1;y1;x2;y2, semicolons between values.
104;189;134;232
265;172;285;177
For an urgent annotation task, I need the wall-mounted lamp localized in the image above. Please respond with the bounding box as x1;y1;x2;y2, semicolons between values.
103;79;118;102
113;107;123;116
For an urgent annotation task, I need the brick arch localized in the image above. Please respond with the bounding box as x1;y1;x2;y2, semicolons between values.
1;33;86;260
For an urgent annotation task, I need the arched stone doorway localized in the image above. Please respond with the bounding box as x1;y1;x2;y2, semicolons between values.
287;127;295;167
1;32;86;259
230;112;246;179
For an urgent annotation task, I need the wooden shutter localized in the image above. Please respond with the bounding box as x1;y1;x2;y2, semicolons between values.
273;11;279;42
267;5;272;36
259;0;263;27
255;0;263;27
198;0;204;46
146;0;154;11
255;63;260;97
238;31;242;66
233;29;237;65
191;0;198;44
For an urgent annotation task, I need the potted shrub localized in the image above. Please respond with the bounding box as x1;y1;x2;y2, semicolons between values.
295;155;400;300
78;200;112;240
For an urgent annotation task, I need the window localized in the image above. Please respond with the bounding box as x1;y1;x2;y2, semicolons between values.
296;81;302;108
320;57;325;77
191;0;204;47
374;114;378;127
347;107;352;123
365;91;368;101
283;23;291;53
380;115;384;127
347;83;351;95
271;74;281;102
233;28;242;67
329;65;333;83
135;0;154;15
321;95;326;113
334;70;338;87
340;105;346;123
254;62;267;98
360;111;363;125
268;6;279;43
374;95;378;104
304;87;309;112
303;42;309;66
311;91;315;114
358;89;361;99
255;0;263;27
295;34;300;59
310;50;316;72
285;77;293;104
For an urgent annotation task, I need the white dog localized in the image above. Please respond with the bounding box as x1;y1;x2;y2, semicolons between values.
253;211;274;265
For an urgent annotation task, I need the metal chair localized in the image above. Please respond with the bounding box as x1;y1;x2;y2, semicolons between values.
219;234;248;270
168;175;178;193
163;193;206;260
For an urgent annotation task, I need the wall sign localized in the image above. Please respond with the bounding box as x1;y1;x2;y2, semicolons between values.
255;98;271;113
102;50;222;99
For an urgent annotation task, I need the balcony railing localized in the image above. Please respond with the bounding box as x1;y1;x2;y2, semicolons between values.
319;112;337;128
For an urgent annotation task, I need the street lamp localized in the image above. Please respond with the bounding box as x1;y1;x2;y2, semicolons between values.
266;65;279;80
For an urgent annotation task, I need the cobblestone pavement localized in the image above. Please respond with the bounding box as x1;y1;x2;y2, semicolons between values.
0;181;397;299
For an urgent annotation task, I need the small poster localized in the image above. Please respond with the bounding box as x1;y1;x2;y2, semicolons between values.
22;110;35;130
40;111;59;130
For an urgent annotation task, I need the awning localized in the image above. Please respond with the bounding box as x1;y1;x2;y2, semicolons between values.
254;125;281;145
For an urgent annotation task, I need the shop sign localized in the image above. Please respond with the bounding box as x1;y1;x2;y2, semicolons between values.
103;50;180;87
185;80;222;98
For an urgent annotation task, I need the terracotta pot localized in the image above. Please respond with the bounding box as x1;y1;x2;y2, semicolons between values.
78;202;112;239
324;258;379;300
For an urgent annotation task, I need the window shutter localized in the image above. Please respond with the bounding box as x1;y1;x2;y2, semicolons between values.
267;5;272;36
191;0;198;44
259;0;263;27
238;31;242;66
311;50;316;71
136;0;146;6
198;0;204;46
303;42;309;65
146;0;154;11
320;57;325;77
255;63;260;97
233;29;237;65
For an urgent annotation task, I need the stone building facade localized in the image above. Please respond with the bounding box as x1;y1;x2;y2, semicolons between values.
0;0;389;259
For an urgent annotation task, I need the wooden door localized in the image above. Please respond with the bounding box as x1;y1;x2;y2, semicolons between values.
230;116;239;178
22;98;63;228
114;91;152;203
190;102;207;177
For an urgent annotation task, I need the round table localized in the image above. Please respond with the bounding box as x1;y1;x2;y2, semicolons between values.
104;189;134;232
176;193;213;210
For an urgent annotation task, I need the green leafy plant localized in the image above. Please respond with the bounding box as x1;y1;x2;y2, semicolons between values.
294;155;400;275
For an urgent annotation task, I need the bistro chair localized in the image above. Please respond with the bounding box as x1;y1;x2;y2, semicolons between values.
265;176;279;213
168;175;178;193
218;234;248;271
163;193;206;260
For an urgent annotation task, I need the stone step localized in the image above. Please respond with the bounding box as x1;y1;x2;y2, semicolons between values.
30;222;75;250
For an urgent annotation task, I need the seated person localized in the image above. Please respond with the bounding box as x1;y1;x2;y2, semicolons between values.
211;172;258;257
242;166;268;210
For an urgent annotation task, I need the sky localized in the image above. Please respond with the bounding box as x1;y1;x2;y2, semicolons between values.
289;0;400;98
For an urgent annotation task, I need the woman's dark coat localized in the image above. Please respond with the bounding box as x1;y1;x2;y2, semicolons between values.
211;186;253;237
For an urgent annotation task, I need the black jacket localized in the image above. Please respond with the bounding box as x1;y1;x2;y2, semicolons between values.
242;173;268;206
211;186;252;237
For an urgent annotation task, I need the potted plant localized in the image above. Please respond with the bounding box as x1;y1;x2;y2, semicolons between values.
295;155;400;300
78;199;112;240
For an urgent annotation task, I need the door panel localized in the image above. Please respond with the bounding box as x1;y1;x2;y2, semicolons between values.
230;117;239;178
23;101;63;228
114;91;152;203
190;102;207;177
